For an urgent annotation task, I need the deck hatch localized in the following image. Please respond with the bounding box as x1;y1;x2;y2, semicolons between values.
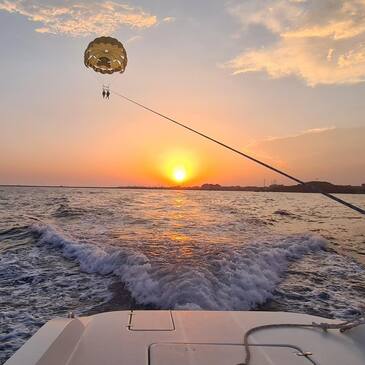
128;310;175;331
149;343;313;365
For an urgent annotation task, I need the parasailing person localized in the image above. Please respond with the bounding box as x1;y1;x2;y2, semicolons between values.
84;36;128;99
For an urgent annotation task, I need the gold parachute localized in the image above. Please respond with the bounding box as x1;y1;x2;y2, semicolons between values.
84;36;127;74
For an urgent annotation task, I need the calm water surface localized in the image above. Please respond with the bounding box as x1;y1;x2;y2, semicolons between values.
0;187;364;363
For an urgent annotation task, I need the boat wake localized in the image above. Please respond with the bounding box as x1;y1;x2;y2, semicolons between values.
1;218;364;364
31;223;326;310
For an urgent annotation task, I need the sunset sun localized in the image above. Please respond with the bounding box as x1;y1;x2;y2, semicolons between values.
172;167;187;183
159;149;199;186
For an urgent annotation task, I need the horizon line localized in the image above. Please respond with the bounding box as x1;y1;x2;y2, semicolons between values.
1;181;364;190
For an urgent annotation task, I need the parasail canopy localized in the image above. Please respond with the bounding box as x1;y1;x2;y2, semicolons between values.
84;36;127;75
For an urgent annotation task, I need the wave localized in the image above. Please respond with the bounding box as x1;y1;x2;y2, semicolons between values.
273;209;299;218
52;204;88;218
30;223;327;310
0;225;30;237
0;224;114;364
0;225;32;252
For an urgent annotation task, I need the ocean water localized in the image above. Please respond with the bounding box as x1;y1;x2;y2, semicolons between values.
0;187;364;363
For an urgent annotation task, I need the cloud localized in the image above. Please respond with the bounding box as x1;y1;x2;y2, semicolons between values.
126;35;142;44
0;0;157;36
162;16;176;23
262;126;336;142
224;0;365;86
301;126;336;135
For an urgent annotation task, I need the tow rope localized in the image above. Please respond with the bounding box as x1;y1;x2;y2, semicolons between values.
239;314;365;365
110;89;365;216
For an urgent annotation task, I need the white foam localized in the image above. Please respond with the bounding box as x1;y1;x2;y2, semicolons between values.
0;226;114;363
32;223;327;310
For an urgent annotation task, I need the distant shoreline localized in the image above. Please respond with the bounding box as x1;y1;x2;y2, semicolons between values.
1;181;364;194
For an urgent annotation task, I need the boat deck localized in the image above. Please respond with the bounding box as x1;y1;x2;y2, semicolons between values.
5;310;365;365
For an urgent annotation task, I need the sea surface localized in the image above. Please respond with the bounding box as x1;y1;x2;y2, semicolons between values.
0;187;365;363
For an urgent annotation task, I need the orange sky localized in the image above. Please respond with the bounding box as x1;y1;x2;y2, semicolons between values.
1;1;365;186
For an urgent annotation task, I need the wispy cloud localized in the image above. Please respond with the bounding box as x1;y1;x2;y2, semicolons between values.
224;0;365;86
262;127;336;142
162;16;176;23
126;35;143;44
0;0;157;36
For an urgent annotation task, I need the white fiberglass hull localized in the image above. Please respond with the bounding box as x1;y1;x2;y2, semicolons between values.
4;310;365;365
